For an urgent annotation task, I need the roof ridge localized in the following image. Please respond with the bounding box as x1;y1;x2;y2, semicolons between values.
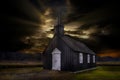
61;35;95;54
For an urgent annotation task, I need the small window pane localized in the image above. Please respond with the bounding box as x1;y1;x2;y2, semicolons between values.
79;53;83;63
93;55;95;63
87;54;90;63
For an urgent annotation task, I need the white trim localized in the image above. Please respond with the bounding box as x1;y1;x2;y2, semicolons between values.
52;48;61;71
93;55;95;63
87;54;90;63
79;53;83;63
52;48;61;54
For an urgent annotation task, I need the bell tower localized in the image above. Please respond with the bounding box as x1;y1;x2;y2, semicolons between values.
54;12;64;36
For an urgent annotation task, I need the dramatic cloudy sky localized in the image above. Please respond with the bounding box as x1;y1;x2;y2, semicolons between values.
0;0;120;57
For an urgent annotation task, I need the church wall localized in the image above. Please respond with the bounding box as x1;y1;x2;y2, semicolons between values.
43;36;96;71
57;38;75;71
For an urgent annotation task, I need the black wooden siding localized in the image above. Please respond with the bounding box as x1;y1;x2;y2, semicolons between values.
58;36;74;71
43;35;96;71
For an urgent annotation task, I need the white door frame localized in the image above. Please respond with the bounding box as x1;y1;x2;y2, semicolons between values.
52;48;61;71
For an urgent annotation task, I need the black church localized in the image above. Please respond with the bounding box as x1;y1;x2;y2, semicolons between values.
43;15;96;72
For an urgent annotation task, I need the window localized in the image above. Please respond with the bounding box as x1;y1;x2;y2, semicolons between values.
87;54;90;63
79;53;83;63
93;55;95;63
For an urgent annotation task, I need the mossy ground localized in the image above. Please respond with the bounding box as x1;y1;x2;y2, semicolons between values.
0;65;120;80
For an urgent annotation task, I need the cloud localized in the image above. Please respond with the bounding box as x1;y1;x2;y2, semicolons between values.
98;49;120;58
0;0;42;51
0;0;120;54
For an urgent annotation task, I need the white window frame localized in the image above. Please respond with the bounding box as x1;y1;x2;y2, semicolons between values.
87;54;90;63
79;53;83;63
93;55;95;63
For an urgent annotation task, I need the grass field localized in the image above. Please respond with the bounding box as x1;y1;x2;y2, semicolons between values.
75;66;120;80
0;66;120;80
0;61;43;69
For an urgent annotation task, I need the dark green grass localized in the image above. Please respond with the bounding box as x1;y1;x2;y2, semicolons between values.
0;66;120;80
75;66;120;80
0;61;43;69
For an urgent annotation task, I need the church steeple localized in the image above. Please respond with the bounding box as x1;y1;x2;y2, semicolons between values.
54;12;64;36
57;12;62;25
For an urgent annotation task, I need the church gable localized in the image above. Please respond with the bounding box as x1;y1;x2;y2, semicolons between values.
52;48;61;54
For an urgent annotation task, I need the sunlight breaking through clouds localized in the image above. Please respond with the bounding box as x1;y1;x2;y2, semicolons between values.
40;8;55;32
65;22;84;31
18;0;116;53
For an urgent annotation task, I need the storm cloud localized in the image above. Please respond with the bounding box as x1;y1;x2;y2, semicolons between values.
0;0;120;55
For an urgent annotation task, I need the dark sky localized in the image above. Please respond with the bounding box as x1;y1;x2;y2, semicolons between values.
0;0;120;57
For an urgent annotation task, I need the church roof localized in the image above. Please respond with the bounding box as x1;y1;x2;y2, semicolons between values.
44;35;95;54
61;35;95;54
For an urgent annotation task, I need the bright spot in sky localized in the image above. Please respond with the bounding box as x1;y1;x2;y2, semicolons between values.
47;34;54;38
65;22;83;31
44;8;51;16
83;31;91;35
80;35;90;39
66;33;90;39
64;26;78;31
45;19;53;23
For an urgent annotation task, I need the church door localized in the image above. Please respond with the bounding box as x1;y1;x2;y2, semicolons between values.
52;48;61;70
